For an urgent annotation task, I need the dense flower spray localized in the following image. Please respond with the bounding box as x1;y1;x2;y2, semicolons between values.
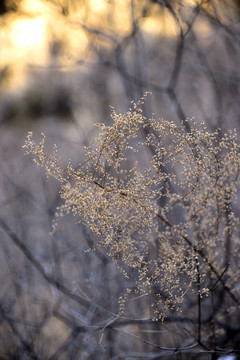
24;95;240;319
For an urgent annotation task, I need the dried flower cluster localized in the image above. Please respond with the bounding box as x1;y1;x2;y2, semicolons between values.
23;96;240;320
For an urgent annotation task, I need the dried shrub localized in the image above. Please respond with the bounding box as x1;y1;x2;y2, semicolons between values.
23;95;240;320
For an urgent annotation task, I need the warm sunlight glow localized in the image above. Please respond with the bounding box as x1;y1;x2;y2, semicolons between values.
142;13;178;37
11;18;46;52
20;0;48;14
0;0;211;89
89;0;107;13
0;14;48;88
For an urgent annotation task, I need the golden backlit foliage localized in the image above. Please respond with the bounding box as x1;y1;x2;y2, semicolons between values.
2;0;236;88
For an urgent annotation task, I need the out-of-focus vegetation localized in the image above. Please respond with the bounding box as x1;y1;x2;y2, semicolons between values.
0;0;240;359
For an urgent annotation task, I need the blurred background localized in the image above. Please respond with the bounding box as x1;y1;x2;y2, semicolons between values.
0;0;240;359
